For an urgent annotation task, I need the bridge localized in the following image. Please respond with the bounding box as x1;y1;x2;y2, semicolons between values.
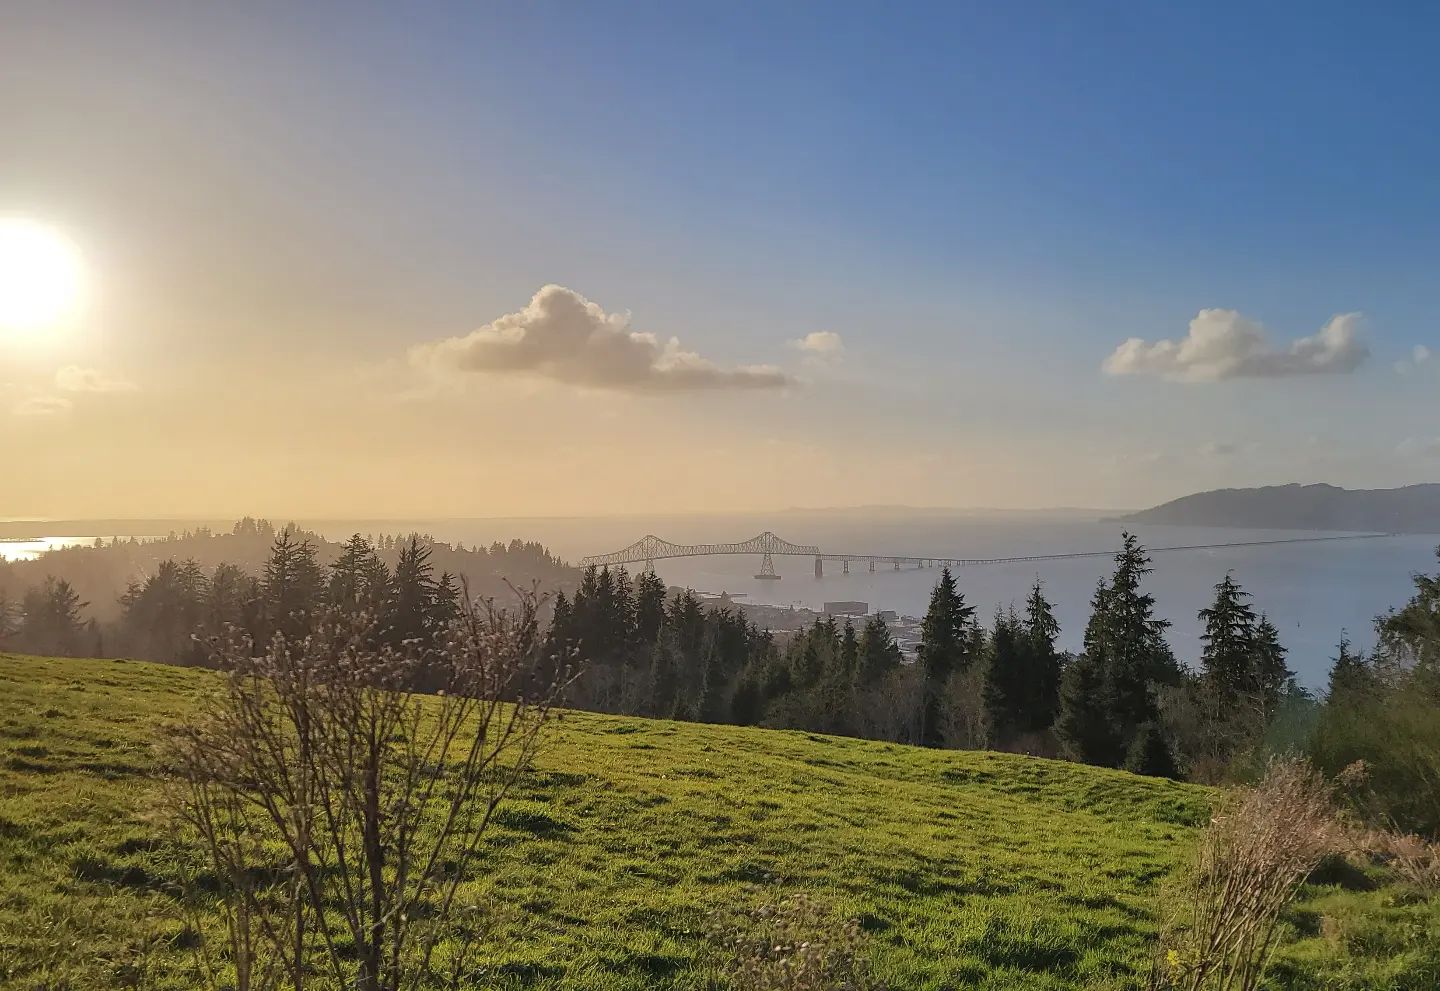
578;530;1397;580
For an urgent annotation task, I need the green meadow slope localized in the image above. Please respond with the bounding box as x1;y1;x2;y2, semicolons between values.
1;654;1436;990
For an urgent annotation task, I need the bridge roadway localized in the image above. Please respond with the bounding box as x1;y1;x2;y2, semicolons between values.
578;530;1397;578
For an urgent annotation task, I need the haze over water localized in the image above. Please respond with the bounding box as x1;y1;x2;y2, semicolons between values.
296;513;1435;691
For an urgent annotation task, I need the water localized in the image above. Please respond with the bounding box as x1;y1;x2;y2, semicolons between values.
0;535;111;562
10;514;1437;689
315;513;1434;691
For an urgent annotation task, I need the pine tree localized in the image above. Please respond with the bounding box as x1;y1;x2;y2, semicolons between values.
917;567;977;746
982;608;1030;747
385;536;441;646
1076;533;1171;762
840;620;859;680
1124;722;1179;779
856;613;902;685
1199;572;1257;705
263;531;325;641
1023;579;1063;729
1055;647;1122;766
633;570;667;644
1251;614;1293;709
1326;633;1372;698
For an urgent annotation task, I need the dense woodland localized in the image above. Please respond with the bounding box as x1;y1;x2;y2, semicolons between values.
2;525;1438;831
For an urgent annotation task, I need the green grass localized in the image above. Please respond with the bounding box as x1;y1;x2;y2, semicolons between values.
1;654;1436;989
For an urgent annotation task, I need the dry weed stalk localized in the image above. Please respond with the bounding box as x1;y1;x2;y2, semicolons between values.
715;893;884;991
164;589;566;991
1154;757;1349;991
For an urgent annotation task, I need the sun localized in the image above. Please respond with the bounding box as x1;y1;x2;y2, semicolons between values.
0;217;86;337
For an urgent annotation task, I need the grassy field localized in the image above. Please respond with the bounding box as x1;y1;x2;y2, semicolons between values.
1;653;1436;990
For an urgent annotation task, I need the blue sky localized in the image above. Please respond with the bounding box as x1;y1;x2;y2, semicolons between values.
2;1;1438;516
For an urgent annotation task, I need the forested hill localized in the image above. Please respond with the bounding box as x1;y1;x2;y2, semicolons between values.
1117;482;1440;532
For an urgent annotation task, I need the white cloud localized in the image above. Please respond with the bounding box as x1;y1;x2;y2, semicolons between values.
1103;309;1369;381
411;285;791;393
791;331;844;354
13;393;72;416
1199;441;1237;457
54;365;137;393
1396;437;1440;459
1395;344;1432;375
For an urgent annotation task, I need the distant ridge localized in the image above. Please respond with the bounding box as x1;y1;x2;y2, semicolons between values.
1116;483;1440;533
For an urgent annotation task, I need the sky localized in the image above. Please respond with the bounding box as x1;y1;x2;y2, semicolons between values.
2;1;1438;519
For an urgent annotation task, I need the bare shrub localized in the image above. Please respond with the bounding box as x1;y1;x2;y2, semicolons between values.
1153;757;1349;991
712;892;884;991
1352;828;1440;894
164;590;566;991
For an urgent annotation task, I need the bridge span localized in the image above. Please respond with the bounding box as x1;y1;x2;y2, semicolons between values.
578;530;1396;580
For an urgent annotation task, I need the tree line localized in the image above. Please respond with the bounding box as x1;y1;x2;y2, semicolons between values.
539;532;1439;812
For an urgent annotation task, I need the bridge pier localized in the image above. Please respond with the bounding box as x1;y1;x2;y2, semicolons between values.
842;559;850;574
868;560;875;573
893;559;900;571
814;557;823;578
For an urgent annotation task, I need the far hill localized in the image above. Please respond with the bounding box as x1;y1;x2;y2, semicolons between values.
2;653;1433;989
1117;482;1440;532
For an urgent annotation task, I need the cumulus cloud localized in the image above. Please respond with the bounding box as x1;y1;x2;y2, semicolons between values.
54;365;137;393
412;285;791;393
791;331;844;354
1103;309;1369;381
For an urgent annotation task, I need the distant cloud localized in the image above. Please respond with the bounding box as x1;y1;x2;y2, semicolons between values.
1104;309;1368;381
1395;343;1432;375
13;394;72;416
54;365;137;393
412;285;791;393
1396;436;1440;459
1199;441;1237;457
791;331;844;355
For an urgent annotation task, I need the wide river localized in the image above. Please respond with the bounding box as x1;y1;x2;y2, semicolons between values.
7;513;1437;690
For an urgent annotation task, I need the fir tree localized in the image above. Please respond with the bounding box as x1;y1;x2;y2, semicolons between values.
1055;647;1122;766
917;567;977;745
856;613;902;685
1326;633;1372;698
1198;572;1257;705
1124;722;1179;779
1023;579;1063;729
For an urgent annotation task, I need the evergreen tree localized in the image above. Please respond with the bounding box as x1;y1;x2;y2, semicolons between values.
856;613;902;685
1198;572;1257;705
262;531;325;641
1326;633;1372;698
1251;615;1293;709
20;578;88;656
1070;534;1171;765
1023;579;1063;728
385;536;442;646
982;608;1030;746
917;567;977;746
0;589;18;648
633;570;667;644
206;562;250;634
1055;647;1122;765
840;620;859;680
329;533;387;609
1124;722;1179;779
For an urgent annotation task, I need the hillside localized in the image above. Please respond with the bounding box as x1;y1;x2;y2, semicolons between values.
1117;482;1440;532
1;654;1434;990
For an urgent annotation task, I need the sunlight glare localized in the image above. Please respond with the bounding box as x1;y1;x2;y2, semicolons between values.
0;217;86;337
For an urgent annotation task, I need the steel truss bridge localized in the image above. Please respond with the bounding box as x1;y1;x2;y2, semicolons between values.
578;530;1395;580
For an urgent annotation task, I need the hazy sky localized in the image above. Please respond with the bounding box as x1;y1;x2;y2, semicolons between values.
3;2;1438;518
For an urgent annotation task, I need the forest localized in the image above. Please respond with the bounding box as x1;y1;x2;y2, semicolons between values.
3;524;1438;831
